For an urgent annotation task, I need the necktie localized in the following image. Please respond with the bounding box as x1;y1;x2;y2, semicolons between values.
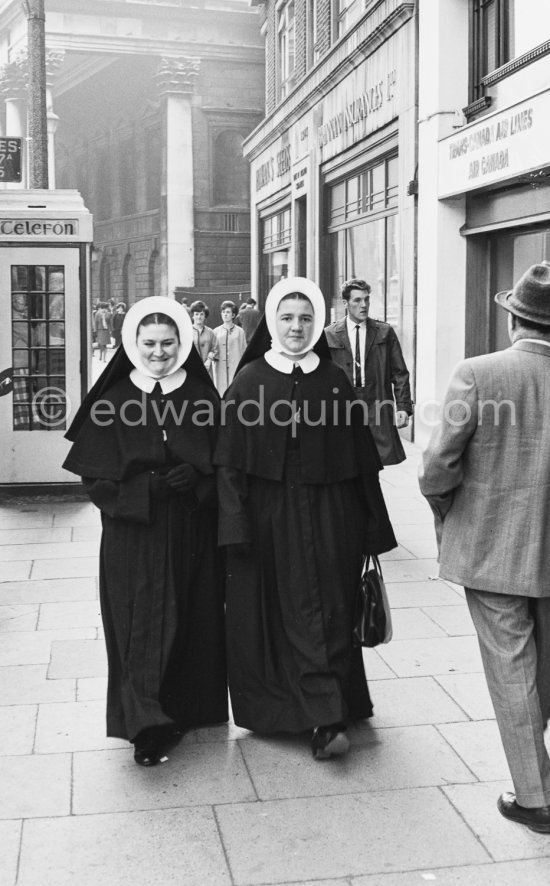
354;324;362;388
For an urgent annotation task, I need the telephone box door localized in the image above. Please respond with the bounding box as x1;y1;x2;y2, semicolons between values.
0;247;82;484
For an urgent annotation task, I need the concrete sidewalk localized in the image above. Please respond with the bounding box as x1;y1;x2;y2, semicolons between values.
1;442;549;885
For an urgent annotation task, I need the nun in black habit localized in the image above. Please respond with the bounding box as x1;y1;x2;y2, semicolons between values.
63;296;228;766
215;277;396;759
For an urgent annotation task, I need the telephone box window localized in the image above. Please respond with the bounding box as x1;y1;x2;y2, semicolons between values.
11;265;67;431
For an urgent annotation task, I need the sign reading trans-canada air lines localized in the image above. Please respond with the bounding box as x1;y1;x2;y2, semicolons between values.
0;137;22;183
438;88;549;198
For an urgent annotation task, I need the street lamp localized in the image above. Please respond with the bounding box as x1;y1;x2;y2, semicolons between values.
21;0;49;188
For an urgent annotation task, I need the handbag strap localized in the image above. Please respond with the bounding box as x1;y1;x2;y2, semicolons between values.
363;554;384;578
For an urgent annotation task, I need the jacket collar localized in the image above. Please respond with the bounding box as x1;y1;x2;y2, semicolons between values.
512;339;550;357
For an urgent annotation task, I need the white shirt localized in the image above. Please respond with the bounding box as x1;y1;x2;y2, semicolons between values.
346;316;366;387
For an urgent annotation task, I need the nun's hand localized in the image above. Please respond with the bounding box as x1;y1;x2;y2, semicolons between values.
166;463;199;493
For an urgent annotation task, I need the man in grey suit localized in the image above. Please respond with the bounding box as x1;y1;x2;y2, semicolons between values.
419;261;550;833
325;279;413;465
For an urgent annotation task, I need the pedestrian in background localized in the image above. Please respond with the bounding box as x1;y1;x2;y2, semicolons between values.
215;277;396;760
190;299;219;381
419;261;550;833
63;297;227;767
213;300;246;395
93;302;112;362
240;296;261;343
111;302;126;348
325;278;413;465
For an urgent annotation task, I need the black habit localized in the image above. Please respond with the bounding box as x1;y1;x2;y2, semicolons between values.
63;366;228;742
215;353;396;734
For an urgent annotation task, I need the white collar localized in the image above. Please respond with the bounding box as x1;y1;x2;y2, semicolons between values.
346;315;366;333
130;367;187;393
264;349;320;374
517;338;550;348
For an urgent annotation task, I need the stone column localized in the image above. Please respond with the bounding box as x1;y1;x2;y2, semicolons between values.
45;51;64;189
0;58;28;188
155;57;200;298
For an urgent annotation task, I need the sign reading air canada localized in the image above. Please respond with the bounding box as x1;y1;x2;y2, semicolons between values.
438;89;550;198
0;137;22;182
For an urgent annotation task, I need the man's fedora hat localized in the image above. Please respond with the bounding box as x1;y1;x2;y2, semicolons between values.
494;260;550;325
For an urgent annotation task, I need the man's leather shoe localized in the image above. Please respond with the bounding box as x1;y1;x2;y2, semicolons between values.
497;792;550;833
311;724;350;760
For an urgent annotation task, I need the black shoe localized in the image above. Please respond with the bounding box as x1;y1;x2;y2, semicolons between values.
497;792;550;833
133;738;162;767
311;724;350;760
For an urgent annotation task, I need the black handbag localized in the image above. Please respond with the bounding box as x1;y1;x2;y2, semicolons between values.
352;554;393;647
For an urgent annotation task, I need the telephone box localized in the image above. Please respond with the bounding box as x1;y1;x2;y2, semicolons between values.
0;190;93;486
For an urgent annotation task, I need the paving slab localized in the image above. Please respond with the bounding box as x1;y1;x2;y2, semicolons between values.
0;512;53;529
435;673;495;720
367;676;469;727
0;527;71;545
0;560;32;581
48;638;107;678
422;605;475;636
382;559;439;583
239;725;476;801
0;665;75;705
30;556;98;580
0;540;97;562
0;628;96;666
393;536;439;559
52;510;101;528
437;720;510;781
351;858;550;885
215;788;491;885
71;526;102;542
376;636;483;677
76;676;108;701
443;781;550;861
18;807;231;886
0;576;97;604
378;544;416;561
0;754;70;819
73;742;257;814
385;581;464;608
0;705;37;755
391;607;447;639
362;647;398;680
0;820;22;886
34;700;127;753
38;600;102;630
0;603;39;631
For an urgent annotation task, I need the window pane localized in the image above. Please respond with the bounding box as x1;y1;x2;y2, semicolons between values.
32;267;46;291
30;350;48;373
31;322;47;347
11;267;28;290
12;323;29;348
49;293;64;319
13;350;29;369
48;267;64;292
371;163;385;212
12;293;28;320
31;294;47;319
49;322;65;346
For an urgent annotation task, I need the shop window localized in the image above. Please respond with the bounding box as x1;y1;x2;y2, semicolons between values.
327;155;400;331
261;206;292;295
278;1;296;100
328;155;398;228
470;0;512;101
333;0;363;40
213;131;248;206
11;266;66;431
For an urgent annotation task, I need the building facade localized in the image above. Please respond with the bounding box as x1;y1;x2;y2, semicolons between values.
244;0;417;399
0;0;264;317
416;0;550;444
